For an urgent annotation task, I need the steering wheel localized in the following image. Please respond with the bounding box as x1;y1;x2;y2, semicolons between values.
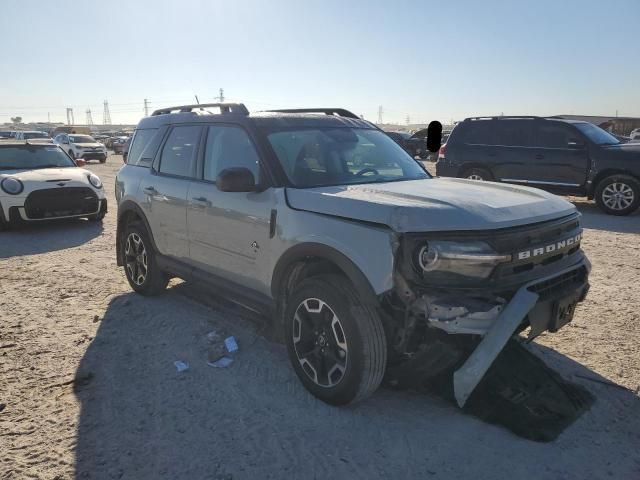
355;167;379;176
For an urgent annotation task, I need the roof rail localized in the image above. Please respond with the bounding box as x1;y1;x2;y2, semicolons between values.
151;103;249;116
264;108;359;119
464;115;543;121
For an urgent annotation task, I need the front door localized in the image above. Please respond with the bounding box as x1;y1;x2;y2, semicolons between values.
187;124;276;294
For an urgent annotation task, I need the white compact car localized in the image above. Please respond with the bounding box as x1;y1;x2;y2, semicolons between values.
53;133;108;163
0;140;107;228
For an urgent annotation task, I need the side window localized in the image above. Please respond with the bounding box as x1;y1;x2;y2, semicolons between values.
463;121;497;145
536;123;573;148
158;125;201;177
203;126;260;182
496;120;535;147
127;128;158;167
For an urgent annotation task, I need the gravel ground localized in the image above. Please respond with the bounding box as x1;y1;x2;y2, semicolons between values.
1;157;639;479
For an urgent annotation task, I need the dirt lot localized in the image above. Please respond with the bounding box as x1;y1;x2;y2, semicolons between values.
1;157;639;479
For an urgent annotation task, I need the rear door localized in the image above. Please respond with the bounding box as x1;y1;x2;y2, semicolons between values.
186;124;276;293
145;124;202;259
490;120;538;182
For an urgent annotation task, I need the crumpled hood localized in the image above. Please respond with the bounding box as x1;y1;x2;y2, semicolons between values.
286;178;577;232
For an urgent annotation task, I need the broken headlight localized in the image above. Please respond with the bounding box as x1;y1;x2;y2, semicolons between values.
416;241;511;279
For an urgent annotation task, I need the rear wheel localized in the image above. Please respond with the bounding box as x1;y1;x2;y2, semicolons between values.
122;222;168;295
284;274;387;405
99;157;106;164
462;167;492;181
595;174;640;216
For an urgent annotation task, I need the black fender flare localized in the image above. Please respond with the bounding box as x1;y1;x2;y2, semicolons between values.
271;242;379;306
116;201;158;265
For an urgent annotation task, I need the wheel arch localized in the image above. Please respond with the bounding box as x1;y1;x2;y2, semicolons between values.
458;162;494;179
589;169;640;198
116;201;158;266
271;243;379;309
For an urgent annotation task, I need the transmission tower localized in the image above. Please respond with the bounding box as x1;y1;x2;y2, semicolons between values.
103;100;112;125
66;108;75;125
86;109;94;126
216;88;225;102
377;106;384;124
144;98;150;117
406;115;410;125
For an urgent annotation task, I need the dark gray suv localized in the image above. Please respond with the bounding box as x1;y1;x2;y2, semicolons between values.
115;104;590;406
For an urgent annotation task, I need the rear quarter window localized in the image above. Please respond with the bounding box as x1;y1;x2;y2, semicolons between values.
127;128;160;167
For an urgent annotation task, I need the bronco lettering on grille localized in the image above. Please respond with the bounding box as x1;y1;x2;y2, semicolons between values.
517;232;582;260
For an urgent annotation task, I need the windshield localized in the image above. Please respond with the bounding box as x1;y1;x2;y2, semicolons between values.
0;146;76;170
574;123;620;145
69;135;96;143
267;128;429;188
23;132;48;139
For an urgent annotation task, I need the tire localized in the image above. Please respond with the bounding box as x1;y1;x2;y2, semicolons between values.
594;174;640;216
121;221;168;295
461;167;492;181
99;157;106;164
284;274;387;405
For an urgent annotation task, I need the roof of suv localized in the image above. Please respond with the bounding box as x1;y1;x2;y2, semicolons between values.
136;103;375;130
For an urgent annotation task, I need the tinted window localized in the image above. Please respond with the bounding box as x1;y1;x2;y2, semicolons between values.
69;135;95;143
496;120;535;147
267;128;428;188
159;126;201;177
203;126;260;182
536;123;573;148
462;121;497;145
127;129;158;167
573;122;620;145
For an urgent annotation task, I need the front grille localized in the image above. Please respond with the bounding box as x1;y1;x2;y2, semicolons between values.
24;187;99;219
528;266;588;301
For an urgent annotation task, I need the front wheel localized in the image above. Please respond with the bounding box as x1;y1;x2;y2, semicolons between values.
122;222;168;295
284;274;387;405
595;174;640;216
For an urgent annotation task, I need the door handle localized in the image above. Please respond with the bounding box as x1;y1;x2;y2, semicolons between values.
143;186;157;194
534;154;544;160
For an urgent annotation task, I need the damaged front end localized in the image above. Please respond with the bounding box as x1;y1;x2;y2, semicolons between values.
383;213;591;407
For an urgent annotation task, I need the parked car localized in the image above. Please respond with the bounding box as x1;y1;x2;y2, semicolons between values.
385;131;426;158
53;133;107;163
436;116;640;215
630;128;640;141
115;103;590;407
0;140;106;228
14;131;49;140
112;136;130;155
0;131;14;139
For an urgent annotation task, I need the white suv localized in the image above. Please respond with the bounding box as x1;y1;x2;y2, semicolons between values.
54;133;107;163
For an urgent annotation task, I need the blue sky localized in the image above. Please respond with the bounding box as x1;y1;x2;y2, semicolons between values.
1;0;638;124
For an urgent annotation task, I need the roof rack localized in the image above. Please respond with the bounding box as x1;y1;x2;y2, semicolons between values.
151;103;249;116
264;108;359;119
465;116;543;121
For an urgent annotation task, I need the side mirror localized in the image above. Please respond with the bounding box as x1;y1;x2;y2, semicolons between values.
75;158;86;167
426;121;443;152
216;167;256;192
